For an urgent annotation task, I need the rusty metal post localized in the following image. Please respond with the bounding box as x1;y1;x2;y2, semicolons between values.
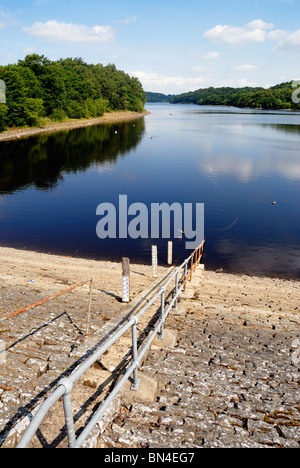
190;252;194;281
183;260;188;292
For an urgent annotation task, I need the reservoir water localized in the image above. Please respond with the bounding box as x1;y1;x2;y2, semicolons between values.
0;103;300;278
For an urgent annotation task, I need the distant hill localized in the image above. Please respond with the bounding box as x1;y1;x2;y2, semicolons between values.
146;92;175;103
169;82;300;111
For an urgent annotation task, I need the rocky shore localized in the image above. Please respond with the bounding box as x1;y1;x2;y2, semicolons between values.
0;247;299;448
101;269;300;449
0;246;167;447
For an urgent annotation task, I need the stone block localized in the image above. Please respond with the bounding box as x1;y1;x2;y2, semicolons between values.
119;372;159;404
151;329;178;349
172;304;186;317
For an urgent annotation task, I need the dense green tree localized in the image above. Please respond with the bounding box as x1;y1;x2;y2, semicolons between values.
170;82;300;111
145;92;175;102
0;55;146;131
0;103;8;131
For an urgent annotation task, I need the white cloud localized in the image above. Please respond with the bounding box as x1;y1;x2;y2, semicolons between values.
131;71;206;94
0;8;14;29
237;78;259;87
275;29;300;52
267;29;288;41
115;16;137;25
192;65;212;73
234;64;258;71
246;19;274;30
203;19;274;46
198;51;220;60
23;20;114;43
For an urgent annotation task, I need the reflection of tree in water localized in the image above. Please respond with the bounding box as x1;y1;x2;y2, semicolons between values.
0;118;145;193
262;123;300;134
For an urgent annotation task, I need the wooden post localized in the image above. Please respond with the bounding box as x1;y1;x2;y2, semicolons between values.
168;241;173;266
152;245;158;278
122;257;130;303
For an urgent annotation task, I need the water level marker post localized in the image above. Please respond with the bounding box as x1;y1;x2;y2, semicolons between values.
122;257;130;303
152;245;158;278
168;241;173;266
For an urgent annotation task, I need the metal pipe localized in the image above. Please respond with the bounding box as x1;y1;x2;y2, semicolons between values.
173;271;179;311
135;287;162;321
75;363;136;448
16;386;65;448
159;288;165;340
70;319;134;384
131;319;140;391
59;378;76;449
16;318;134;448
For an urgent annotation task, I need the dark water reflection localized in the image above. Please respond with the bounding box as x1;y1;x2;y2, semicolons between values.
0;104;300;278
0;120;145;193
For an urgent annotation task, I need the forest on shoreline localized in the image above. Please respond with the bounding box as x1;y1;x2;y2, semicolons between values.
146;82;300;111
0;55;146;132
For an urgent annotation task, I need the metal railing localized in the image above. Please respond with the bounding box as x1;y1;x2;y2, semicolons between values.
16;241;205;449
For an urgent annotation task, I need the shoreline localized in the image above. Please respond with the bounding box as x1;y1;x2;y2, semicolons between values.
1;242;299;281
0;110;151;142
0;245;299;284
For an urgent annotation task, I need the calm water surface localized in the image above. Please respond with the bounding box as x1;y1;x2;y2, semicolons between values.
0;103;300;278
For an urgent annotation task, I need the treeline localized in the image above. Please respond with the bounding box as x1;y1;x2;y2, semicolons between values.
0;54;146;131
146;92;175;102
170;82;300;110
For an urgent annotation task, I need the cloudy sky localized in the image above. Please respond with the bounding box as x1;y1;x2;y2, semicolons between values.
0;0;300;94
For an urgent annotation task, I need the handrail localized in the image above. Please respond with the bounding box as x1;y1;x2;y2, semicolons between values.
16;241;205;448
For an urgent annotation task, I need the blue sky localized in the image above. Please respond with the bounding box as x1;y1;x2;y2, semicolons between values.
0;0;300;94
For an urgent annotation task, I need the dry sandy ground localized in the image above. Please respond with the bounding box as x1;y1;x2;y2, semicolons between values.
0;246;165;310
0;245;299;319
0;110;151;142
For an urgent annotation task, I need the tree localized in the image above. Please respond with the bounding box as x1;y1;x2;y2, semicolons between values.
0;55;146;131
170;82;298;111
0;103;8;131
